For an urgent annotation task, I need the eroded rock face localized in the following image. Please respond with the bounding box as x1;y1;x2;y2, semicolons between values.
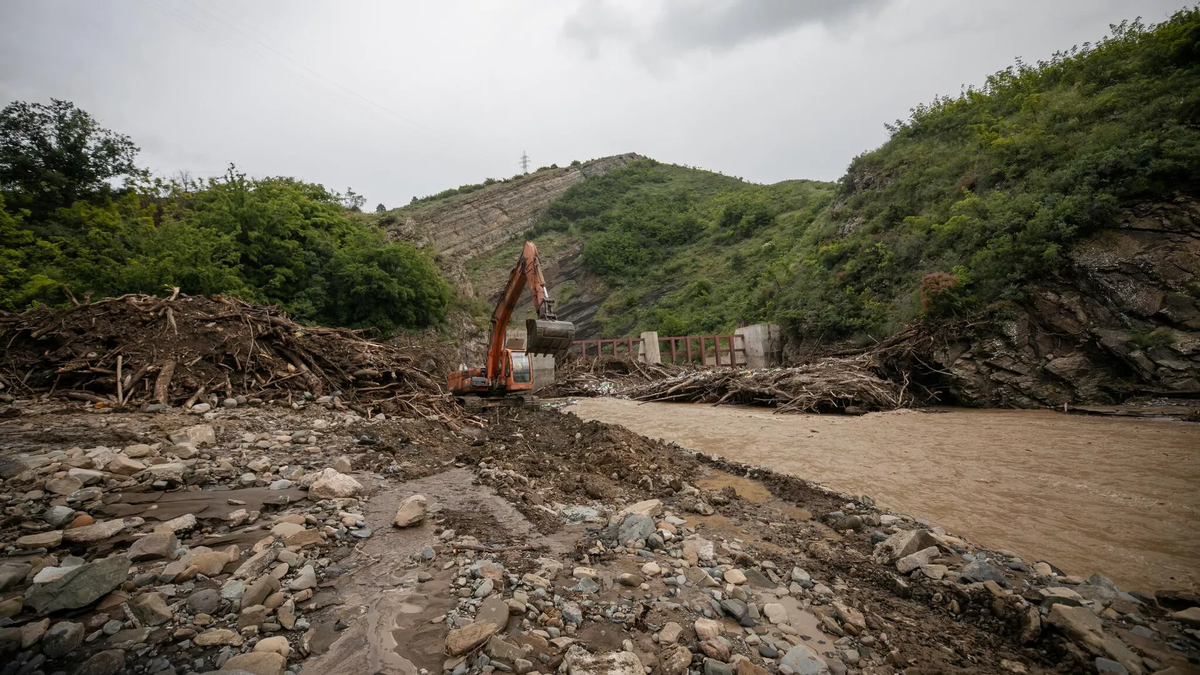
389;154;640;262
929;200;1200;407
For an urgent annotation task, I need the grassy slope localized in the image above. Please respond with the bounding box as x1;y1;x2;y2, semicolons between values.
468;160;836;336
468;9;1200;340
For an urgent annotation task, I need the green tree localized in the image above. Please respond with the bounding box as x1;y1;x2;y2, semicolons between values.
0;99;141;223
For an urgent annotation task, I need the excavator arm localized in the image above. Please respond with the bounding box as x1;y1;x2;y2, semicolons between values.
485;241;575;384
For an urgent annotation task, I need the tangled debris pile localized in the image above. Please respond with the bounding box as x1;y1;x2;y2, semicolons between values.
625;357;913;414
544;355;690;398
0;293;457;419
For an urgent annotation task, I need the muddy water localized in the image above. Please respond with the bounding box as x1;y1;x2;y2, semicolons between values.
565;399;1200;593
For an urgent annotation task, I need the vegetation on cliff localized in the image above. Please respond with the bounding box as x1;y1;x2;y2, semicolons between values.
499;8;1200;340
0;100;448;332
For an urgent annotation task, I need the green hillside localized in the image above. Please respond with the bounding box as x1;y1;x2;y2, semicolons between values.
475;8;1200;341
0;100;448;333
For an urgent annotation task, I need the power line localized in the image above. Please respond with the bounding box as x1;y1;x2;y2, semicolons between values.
520;151;530;173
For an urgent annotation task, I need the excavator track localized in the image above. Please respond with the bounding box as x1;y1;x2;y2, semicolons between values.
457;394;539;412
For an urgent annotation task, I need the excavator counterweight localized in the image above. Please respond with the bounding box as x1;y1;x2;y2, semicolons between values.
448;241;574;408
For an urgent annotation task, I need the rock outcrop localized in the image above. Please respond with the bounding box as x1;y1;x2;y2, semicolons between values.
931;199;1200;407
387;154;639;262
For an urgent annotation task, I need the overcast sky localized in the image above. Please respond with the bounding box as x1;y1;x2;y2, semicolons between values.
0;0;1185;208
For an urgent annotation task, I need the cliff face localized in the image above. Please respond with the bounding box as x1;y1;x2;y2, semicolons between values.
387;154;640;261
930;199;1200;407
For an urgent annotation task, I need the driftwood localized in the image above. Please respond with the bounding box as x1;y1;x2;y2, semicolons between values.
625;354;911;414
0;292;463;421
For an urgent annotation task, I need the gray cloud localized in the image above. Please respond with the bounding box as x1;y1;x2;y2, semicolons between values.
0;0;1183;208
564;0;888;63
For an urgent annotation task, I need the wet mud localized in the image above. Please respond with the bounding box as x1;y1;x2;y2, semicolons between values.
566;398;1200;593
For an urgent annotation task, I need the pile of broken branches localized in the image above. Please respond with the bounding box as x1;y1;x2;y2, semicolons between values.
625;354;912;413
0;291;461;421
544;353;691;397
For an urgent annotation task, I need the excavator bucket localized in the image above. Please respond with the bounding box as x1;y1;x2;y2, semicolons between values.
526;318;575;357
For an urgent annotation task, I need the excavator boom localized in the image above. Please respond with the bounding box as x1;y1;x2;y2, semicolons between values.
449;241;575;403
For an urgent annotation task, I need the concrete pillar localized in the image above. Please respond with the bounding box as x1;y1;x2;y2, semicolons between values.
530;354;556;392
638;331;661;364
735;323;782;369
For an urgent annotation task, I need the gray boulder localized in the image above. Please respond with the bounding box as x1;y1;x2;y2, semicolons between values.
24;555;130;613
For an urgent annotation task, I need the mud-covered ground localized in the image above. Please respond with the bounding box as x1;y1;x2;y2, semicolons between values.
564;399;1200;595
0;400;1197;675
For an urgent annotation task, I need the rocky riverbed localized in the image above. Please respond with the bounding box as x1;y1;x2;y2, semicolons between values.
0;400;1197;675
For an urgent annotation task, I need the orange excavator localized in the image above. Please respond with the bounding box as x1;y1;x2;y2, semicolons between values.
448;241;575;409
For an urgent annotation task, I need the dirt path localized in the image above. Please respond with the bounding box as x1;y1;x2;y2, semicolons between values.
564;398;1200;594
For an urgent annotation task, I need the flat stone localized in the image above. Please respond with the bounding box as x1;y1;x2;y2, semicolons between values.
617;514;655;545
254;635;290;657
704;658;733;675
75;649;126;675
40;505;75;528
897;546;939;573
614;499;663;520
234;548;278;579
1046;605;1142;675
131;592;172;626
271;522;305;538
0;458;27;479
1095;658;1129;675
724;569;747;585
659;645;692;675
763;603;788;624
105;455;145;476
780;644;830;675
127;532;179;561
961;560;1006;584
242;576;280;610
42;619;85;653
445;621;501;656
833;602;866;632
393;494;428;528
17;530;63;549
190;551;233;576
873;529;937;562
1172;606;1200;628
0;563;30;591
288;565;316;591
195;628;244;646
63;518;137;543
20;617;49;649
283;528;323;548
45;476;83;495
138;462;188;483
487;635;525;663
682;537;715;565
68;467;106;484
562;644;644;675
188;588;224;614
154;513;197;534
25;555;131;613
478;595;510;627
171;424;216;446
694;618;721;639
221;652;286;675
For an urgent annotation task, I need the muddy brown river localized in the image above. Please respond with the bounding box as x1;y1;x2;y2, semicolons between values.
564;399;1200;594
